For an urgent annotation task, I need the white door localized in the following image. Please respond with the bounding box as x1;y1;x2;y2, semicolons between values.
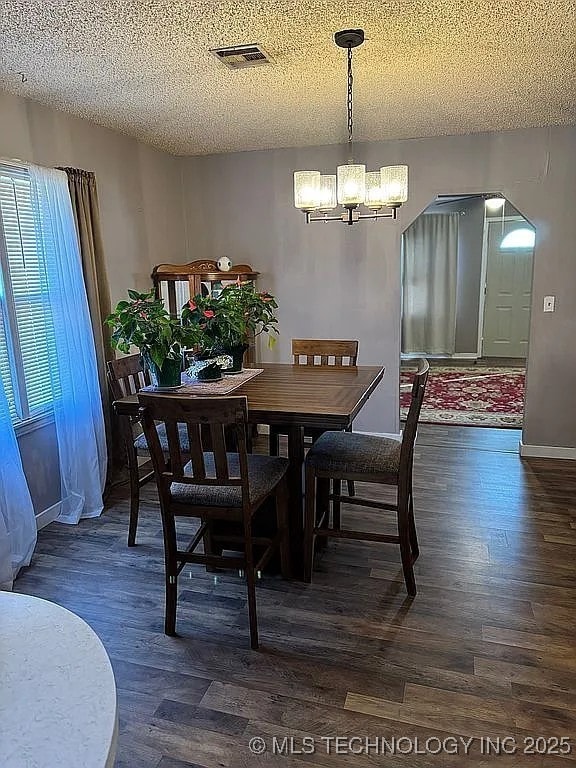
482;219;534;358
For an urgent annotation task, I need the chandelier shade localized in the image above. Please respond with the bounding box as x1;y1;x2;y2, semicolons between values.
293;29;409;225
294;171;321;211
337;164;366;207
365;171;386;210
318;175;337;210
380;165;409;206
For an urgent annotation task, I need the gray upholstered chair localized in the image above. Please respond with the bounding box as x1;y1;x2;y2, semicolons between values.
138;393;291;650
107;354;190;546
303;359;429;596
270;338;359;497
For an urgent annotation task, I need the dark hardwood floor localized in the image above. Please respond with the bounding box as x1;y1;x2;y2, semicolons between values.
14;425;576;767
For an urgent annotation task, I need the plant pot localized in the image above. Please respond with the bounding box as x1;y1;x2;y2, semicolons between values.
144;354;182;388
220;343;248;374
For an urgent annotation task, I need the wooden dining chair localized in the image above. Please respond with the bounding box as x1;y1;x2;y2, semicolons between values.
107;355;155;547
291;339;359;367
269;339;359;496
138;393;291;649
303;359;429;596
108;355;252;547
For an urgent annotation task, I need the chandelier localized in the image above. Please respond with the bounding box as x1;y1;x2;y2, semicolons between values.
293;29;408;226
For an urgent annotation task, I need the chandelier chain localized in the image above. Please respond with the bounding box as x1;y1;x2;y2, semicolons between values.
347;44;354;147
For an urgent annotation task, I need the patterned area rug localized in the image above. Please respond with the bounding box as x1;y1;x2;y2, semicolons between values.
401;366;525;428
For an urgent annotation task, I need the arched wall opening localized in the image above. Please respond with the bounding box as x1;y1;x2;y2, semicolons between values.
399;192;536;431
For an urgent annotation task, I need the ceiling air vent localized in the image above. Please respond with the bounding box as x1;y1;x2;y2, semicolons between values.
210;43;273;70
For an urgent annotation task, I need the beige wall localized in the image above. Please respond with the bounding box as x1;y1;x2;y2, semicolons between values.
1;90;574;452
0;91;185;303
0;90;186;512
182;126;576;448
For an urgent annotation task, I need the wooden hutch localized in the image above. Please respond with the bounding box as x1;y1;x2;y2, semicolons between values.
151;259;260;362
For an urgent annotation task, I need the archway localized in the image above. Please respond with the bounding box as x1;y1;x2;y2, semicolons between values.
400;193;535;430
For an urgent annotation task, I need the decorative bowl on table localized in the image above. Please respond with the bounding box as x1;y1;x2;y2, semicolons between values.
184;354;232;382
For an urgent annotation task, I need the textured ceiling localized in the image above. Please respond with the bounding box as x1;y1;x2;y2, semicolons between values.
0;0;575;155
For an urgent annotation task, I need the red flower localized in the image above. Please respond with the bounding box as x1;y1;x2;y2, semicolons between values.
203;309;215;318
188;300;197;310
262;296;272;302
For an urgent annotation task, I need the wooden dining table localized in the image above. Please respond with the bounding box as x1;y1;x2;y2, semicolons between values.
113;362;384;578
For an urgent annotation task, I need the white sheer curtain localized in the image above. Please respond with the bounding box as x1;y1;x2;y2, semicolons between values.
402;213;459;355
29;165;107;524
0;374;36;589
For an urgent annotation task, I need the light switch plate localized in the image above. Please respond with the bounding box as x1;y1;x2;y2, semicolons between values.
543;295;556;312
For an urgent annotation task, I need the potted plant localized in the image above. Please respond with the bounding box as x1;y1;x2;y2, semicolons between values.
106;289;203;387
181;281;278;373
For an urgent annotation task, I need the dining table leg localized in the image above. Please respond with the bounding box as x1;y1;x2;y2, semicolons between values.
285;425;305;579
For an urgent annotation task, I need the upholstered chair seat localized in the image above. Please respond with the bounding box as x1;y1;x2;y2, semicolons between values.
171;454;289;507
306;432;401;477
134;423;190;454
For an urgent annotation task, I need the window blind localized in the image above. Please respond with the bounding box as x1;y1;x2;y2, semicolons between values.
0;278;17;420
0;165;57;423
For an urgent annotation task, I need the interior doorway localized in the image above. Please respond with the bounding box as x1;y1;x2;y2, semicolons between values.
400;194;534;429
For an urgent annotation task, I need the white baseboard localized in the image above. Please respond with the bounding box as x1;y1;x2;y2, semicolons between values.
519;441;576;460
451;353;479;360
35;500;62;530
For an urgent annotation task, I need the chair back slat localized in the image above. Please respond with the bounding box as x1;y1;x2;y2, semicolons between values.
107;354;151;400
129;372;143;395
186;422;206;479
400;359;430;474
138;394;249;498
165;420;184;475
210;422;229;479
292;339;358;367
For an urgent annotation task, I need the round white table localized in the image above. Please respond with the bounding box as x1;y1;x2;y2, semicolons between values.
0;591;118;768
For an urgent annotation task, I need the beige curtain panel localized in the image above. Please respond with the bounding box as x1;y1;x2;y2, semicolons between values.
58;168;111;376
57;167;116;480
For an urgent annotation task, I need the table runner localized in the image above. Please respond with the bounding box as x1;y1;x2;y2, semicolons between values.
141;368;263;396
